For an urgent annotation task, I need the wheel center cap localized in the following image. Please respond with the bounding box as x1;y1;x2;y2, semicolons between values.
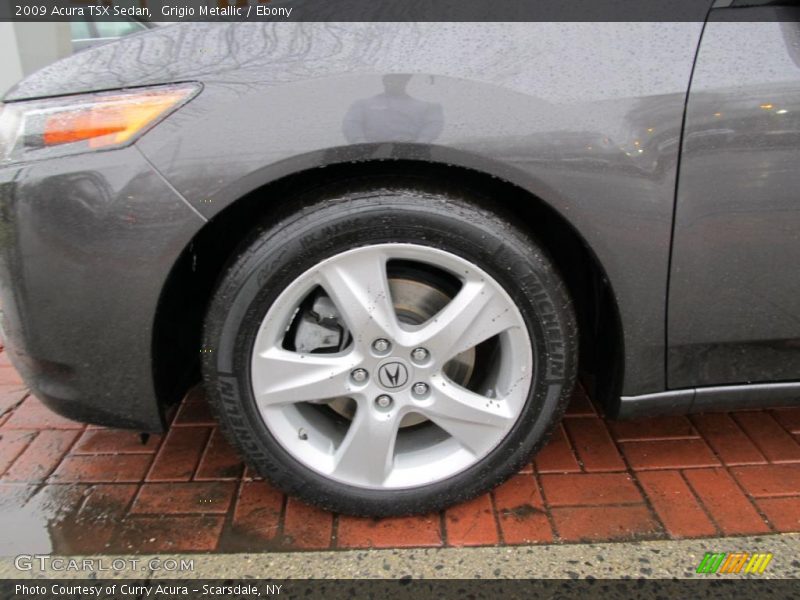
376;357;413;391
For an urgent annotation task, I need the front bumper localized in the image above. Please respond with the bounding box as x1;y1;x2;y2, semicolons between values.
0;147;205;431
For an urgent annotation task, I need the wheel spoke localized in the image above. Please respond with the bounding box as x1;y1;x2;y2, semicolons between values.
250;243;534;490
252;346;360;406
422;378;514;455
413;279;520;362
332;408;399;486
317;249;398;344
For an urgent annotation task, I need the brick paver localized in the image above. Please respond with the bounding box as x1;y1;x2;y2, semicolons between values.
0;343;799;553
493;474;553;544
230;481;284;542
115;516;226;552
282;497;334;550
540;472;643;506
732;412;800;463
620;438;720;471
533;423;581;473
337;513;442;549
195;428;244;481
563;417;626;472
3;396;84;430
730;464;800;497
3;430;80;482
0;430;35;473
690;413;767;466
771;407;800;434
683;468;770;535
146;427;211;482
444;493;499;547
131;481;236;515
609;416;696;442
51;454;152;483
635;470;716;538
72;430;162;455
551;505;660;542
755;496;800;532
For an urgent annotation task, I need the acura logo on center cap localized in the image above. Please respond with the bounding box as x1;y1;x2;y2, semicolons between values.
378;361;409;389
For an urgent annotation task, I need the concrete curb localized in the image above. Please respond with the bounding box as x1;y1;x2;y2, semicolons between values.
1;533;797;579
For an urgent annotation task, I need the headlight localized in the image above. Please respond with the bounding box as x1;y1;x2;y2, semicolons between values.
0;83;200;166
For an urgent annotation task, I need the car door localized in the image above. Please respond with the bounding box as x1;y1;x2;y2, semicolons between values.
668;4;800;389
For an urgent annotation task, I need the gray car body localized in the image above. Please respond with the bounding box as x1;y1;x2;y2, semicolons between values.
1;9;799;431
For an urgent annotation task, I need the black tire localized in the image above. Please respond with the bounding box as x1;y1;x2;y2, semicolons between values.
202;178;578;516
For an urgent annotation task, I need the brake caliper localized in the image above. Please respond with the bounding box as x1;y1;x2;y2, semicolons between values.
291;291;350;354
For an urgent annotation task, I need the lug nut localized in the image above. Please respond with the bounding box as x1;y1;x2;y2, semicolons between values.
372;338;391;354
375;395;393;409
411;347;429;363
412;382;429;397
351;368;368;383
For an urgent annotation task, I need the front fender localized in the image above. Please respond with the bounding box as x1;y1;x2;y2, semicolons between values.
130;22;704;396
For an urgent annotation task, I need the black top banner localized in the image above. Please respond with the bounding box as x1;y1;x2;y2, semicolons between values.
0;0;724;23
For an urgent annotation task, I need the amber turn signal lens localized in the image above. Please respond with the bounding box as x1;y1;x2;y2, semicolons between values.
41;88;195;149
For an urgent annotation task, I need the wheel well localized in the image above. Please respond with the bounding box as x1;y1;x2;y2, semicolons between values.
152;161;624;417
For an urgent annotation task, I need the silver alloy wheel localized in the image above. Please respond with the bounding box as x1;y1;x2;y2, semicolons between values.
250;243;533;489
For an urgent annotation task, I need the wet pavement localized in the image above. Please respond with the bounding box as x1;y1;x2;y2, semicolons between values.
0;346;799;555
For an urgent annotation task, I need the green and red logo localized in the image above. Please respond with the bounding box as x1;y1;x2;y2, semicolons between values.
696;552;772;575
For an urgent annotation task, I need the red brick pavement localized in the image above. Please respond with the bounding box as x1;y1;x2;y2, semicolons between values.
1;347;799;553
